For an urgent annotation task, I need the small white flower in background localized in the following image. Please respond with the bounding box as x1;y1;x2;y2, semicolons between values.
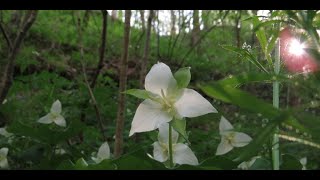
129;62;217;136
2;99;7;105
300;157;307;170
55;148;66;155
153;123;199;166
0;147;9;169
92;141;110;163
37;100;66;127
216;116;252;155
237;156;260;170
0;127;13;138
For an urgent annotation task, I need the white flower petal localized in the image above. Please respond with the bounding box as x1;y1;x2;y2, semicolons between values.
97;141;110;160
153;142;168;162
219;116;234;133
174;88;217;118
53;115;66;127
231;132;252;147
51;100;62;114
0;158;8;169
38;114;53;124
0;148;8;156
173;143;199;165
0;127;13;138
216;138;234;155
129;99;173;136
158;123;179;144
144;62;177;96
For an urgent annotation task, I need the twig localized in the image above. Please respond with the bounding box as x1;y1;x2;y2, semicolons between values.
90;10;108;89
75;11;107;141
0;22;13;51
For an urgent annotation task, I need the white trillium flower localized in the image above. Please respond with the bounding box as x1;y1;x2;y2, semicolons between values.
37;100;66;127
129;62;217;136
92;141;111;163
237;156;260;170
0;127;13;138
0;147;9;169
153;123;199;166
300;157;307;170
216;116;252;155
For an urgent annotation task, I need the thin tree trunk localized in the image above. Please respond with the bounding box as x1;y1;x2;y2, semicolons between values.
139;10;154;89
191;10;200;47
156;11;161;58
235;10;242;48
91;10;108;89
111;10;117;22
0;10;38;104
114;10;131;158
170;10;176;36
139;10;145;31
82;10;91;29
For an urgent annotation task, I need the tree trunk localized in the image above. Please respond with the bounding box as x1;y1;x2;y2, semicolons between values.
82;10;91;29
191;10;200;47
139;10;145;31
235;10;242;48
114;10;131;158
111;10;117;22
170;10;176;36
139;10;154;89
91;10;108;89
202;10;210;31
0;10;38;104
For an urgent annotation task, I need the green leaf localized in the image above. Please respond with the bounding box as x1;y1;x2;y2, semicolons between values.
221;45;269;74
174;67;191;88
113;149;166;170
199;83;278;119
200;156;238;170
170;118;188;142
249;157;272;170
74;158;88;170
56;160;75;170
234;112;292;163
124;89;157;100
252;16;270;65
86;159;116;170
217;72;287;88
280;154;303;170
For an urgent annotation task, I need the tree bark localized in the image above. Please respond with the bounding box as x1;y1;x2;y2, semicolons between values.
90;10;108;89
111;10;117;22
139;10;154;89
139;10;145;31
114;10;131;158
170;10;176;36
0;10;38;104
235;10;242;48
191;10;200;47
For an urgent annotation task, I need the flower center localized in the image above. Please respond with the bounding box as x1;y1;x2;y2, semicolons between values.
160;89;176;115
226;132;235;144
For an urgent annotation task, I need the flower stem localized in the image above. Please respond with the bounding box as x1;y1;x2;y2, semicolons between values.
168;123;174;168
272;40;280;170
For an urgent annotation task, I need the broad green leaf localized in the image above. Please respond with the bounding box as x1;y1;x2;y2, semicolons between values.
124;89;157;100
199;83;278;119
86;159;116;170
249;158;272;170
174;67;191;88
280;154;303;170
74;158;88;170
112;149;166;170
170;118;188;142
56;160;75;170
221;45;269;74
200;156;238;170
217;72;288;88
234;112;292;163
252;16;270;65
253;20;284;32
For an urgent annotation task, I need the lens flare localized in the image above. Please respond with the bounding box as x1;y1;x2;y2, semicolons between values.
288;39;305;56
